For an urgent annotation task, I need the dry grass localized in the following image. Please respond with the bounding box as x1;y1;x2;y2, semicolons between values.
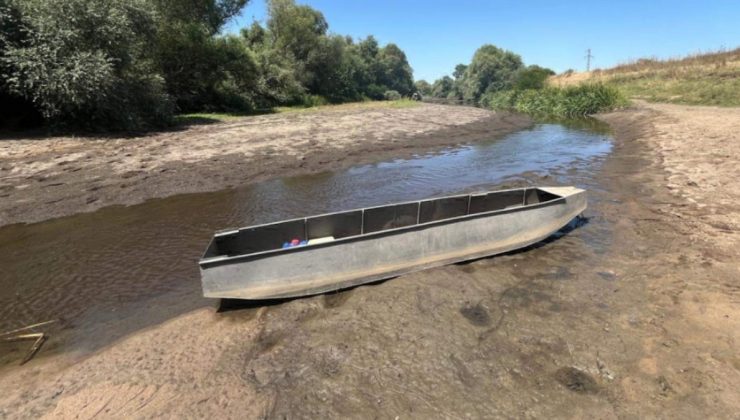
273;99;419;113
549;48;740;106
174;100;420;124
601;47;740;74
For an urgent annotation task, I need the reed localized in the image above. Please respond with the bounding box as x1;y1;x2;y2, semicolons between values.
486;83;628;118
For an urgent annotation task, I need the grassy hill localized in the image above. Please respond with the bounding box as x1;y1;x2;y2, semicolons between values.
549;48;740;107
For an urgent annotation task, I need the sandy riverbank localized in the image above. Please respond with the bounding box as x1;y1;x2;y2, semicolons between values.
0;103;530;227
0;102;738;418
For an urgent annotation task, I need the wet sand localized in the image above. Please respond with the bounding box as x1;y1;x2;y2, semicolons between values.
0;121;612;373
1;102;739;418
0;103;530;227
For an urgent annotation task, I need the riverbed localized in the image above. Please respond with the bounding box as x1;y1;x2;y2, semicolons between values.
1;103;738;418
0;103;530;226
0;119;611;357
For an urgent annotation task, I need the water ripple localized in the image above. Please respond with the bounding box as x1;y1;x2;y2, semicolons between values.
0;121;613;332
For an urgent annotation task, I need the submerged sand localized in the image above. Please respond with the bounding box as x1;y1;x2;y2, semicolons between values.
0;103;530;227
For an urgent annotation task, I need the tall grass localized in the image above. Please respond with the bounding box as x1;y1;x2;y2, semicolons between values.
608;76;740;107
549;48;740;107
486;83;628;117
601;47;739;75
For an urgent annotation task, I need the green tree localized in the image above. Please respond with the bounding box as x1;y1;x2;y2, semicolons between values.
261;1;414;103
414;80;432;96
267;0;327;56
306;35;356;102
453;64;467;79
239;20;304;106
0;0;40;127
513;65;555;90
241;21;266;48
377;43;414;95
450;63;468;100
431;76;454;98
461;44;523;103
152;0;255;112
1;0;417;130
1;0;173;129
354;36;384;99
153;0;247;35
155;24;259;111
358;35;380;61
251;43;305;106
267;0;327;91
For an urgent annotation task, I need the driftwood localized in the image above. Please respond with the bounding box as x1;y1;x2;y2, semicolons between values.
0;320;57;337
1;320;56;365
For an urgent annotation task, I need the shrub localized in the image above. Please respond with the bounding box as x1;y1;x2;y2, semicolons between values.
383;90;402;100
556;83;628;116
430;76;454;98
1;0;174;130
1;0;421;130
301;94;328;107
480;89;519;109
488;83;628;118
513;65;555;90
414;80;432;96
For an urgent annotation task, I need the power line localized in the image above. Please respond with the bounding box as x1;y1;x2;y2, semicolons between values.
585;49;594;72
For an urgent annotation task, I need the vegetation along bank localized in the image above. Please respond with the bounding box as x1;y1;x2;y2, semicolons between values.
414;44;628;117
0;0;416;130
549;48;740;107
1;0;650;133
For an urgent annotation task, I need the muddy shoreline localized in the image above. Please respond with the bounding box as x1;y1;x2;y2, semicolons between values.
0;102;738;418
0;104;530;227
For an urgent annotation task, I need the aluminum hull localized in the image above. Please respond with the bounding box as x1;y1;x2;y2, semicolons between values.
199;186;586;300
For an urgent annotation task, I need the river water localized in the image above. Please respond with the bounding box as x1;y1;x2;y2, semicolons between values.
0;119;612;358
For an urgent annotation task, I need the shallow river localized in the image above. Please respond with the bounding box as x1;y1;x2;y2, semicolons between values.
0;119;612;356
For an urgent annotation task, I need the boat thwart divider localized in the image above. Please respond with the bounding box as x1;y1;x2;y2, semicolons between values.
199;186;586;300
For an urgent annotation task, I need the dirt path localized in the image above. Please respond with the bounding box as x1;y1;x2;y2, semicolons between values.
0;102;738;418
0;103;530;227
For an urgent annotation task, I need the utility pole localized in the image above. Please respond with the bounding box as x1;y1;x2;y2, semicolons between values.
585;48;594;72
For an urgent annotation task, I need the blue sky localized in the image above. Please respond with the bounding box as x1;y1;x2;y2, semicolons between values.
226;0;740;82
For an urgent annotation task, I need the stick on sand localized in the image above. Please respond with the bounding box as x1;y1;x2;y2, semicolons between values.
0;320;57;338
1;320;57;364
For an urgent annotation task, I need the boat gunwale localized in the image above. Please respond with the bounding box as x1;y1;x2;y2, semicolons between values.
211;186;528;237
200;187;578;268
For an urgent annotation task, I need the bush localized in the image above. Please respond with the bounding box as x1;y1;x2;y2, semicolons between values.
556;83;628;116
301;94;328;107
480;89;519;109
383;90;401;100
488;83;628;118
513;65;555;90
459;44;524;103
414;80;432;96
77;73;174;131
1;0;174;130
0;0;420;131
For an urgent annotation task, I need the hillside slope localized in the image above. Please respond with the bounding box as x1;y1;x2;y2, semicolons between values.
549;48;740;106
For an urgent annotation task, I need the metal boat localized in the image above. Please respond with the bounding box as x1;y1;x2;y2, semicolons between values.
199;186;586;300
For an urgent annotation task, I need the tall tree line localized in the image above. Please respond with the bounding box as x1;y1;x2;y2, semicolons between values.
417;44;555;105
0;0;414;130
